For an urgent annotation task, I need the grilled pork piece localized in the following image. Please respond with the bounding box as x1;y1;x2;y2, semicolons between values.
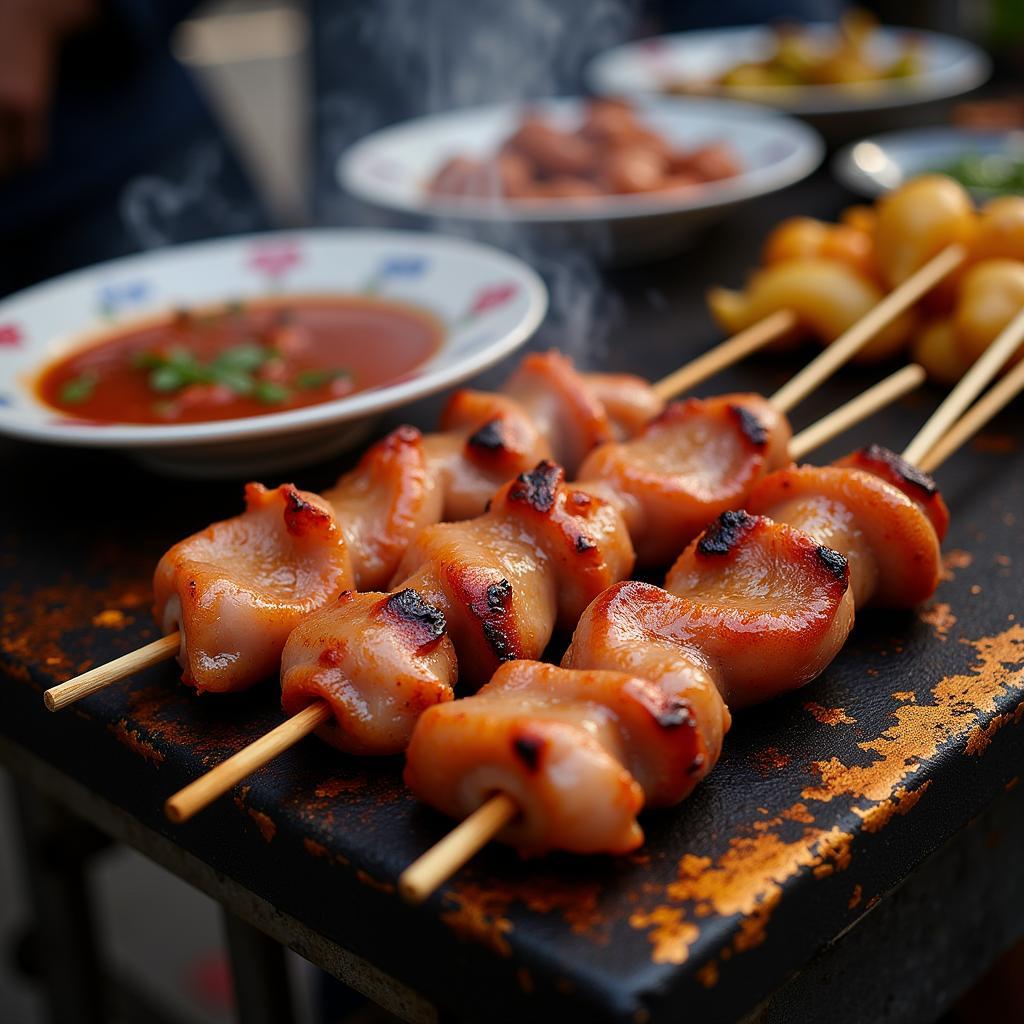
279;461;634;753
405;661;705;854
745;448;943;608
577;393;791;566
281;589;457;756
153;484;352;694
423;390;551;522
322;426;443;590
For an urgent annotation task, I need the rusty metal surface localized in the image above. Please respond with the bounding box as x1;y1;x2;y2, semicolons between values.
2;179;1023;1024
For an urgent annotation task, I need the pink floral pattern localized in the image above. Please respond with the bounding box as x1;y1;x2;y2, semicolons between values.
467;283;519;318
0;323;23;347
247;240;303;281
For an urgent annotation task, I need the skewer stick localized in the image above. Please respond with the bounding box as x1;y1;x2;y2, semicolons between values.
164;701;331;824
770;243;967;414
652;309;797;401
399;794;519;904
918;356;1024;474
903;305;1024;466
43;632;181;712
788;364;925;461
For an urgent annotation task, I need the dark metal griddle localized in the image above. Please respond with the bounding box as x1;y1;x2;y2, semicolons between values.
2;178;1023;1024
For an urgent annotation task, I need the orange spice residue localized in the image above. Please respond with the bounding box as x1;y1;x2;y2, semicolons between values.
630;624;1024;972
782;803;815;824
442;884;515;957
919;602;956;641
302;836;351;867
940;549;973;580
92;609;129;629
247;808;276;842
753;746;791;775
631;825;854;966
356;869;395;895
805;703;855;726
313;777;365;799
628;906;699;965
965;704;1024;756
804;625;1024;807
696;961;719;988
848;884;863;910
853;782;932;833
107;719;165;765
233;788;276;842
892;691;916;703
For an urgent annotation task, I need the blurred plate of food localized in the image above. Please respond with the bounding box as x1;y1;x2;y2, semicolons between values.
834;126;1024;199
585;11;990;121
0;230;547;476
339;96;822;264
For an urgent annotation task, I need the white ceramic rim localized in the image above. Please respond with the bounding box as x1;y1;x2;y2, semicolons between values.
338;96;823;224
585;25;992;117
832;126;1024;197
0;229;548;448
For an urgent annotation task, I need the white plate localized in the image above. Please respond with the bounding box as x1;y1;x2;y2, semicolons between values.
586;25;990;118
339;97;822;264
834;126;1024;198
0;229;547;476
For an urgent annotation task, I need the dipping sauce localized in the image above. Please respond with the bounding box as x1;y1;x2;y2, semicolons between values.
37;295;443;424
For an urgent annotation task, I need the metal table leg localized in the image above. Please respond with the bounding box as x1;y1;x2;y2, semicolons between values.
12;785;108;1024
222;908;297;1024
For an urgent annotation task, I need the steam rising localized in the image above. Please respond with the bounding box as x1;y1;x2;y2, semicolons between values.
321;0;640;365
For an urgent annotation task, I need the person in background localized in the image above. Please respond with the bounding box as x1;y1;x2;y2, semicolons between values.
0;0;266;296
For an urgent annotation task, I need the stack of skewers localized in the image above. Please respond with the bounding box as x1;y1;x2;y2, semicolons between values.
42;176;1024;907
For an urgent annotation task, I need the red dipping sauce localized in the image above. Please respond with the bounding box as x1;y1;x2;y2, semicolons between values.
36;295;443;425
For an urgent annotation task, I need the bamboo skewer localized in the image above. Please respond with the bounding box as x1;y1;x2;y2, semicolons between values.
651;309;796;400
400;795;520;904
788;364;925;461
902;305;1024;466
770;243;967;414
43;633;181;712
162;372;918;828
164;701;332;824
918;355;1024;474
397;363;1020;904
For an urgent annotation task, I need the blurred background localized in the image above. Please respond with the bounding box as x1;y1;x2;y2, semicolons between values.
1;0;1023;1021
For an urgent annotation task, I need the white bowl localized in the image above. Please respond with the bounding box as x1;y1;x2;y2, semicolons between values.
586;25;990;140
338;97;823;265
0;229;547;476
833;126;1024;199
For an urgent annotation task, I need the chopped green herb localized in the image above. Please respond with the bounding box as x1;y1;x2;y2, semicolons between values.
214;368;255;396
253;380;291;404
150;365;189;392
59;372;98;405
211;343;272;374
294;368;353;390
133;342;284;398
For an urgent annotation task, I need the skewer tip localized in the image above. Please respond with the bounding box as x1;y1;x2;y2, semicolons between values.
164;797;188;825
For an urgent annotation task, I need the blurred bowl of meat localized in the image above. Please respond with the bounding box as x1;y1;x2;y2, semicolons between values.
338;97;823;265
586;18;990;142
